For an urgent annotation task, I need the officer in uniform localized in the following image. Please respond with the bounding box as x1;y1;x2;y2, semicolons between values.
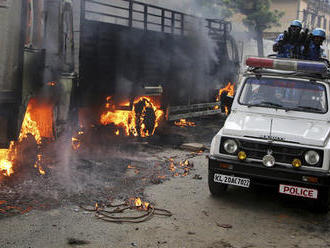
303;28;326;61
273;20;303;58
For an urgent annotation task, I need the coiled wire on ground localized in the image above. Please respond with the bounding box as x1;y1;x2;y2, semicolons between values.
80;201;172;223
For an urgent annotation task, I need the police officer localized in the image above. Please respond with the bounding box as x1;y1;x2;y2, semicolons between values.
303;28;326;61
273;20;302;58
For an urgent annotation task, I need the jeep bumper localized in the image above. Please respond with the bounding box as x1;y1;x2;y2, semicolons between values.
209;155;330;190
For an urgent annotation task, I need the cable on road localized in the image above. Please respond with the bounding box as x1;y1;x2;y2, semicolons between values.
80;200;172;223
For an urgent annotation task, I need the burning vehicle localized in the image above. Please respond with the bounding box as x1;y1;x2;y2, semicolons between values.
0;0;239;177
209;57;330;212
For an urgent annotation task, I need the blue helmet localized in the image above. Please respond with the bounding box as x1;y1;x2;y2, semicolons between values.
312;28;326;38
290;20;302;28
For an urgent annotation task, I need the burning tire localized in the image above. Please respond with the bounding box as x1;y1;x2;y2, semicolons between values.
100;96;163;137
133;98;157;137
208;171;228;196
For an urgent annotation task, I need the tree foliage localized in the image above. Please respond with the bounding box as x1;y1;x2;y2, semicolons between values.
222;0;284;32
222;0;284;56
197;0;284;55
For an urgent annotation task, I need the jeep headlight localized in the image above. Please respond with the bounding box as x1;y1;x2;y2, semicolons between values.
223;139;238;154
304;150;320;165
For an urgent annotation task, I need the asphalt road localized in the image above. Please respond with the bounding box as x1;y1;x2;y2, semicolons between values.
1;149;330;248
1;118;330;248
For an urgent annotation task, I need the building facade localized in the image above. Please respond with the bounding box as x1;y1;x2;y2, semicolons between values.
265;0;330;41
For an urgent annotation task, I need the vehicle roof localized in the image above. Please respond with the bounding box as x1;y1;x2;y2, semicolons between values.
243;68;330;83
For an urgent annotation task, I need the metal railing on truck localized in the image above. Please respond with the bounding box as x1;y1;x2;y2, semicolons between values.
80;0;233;120
81;0;231;37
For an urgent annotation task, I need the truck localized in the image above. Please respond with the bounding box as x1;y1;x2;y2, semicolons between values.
209;56;330;212
0;0;240;149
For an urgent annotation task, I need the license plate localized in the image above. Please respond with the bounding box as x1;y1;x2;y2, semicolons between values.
214;174;250;188
279;184;318;199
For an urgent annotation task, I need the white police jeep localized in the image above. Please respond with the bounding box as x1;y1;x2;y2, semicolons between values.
209;57;330;212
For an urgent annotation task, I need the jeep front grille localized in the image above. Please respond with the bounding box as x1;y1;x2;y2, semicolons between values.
220;137;323;168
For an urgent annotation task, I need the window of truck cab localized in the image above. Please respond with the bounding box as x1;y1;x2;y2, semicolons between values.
238;77;328;114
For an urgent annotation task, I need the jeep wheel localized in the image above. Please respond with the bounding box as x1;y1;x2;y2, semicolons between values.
208;171;228;196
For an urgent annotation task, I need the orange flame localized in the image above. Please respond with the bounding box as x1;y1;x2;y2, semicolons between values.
0;152;13;177
100;96;163;137
174;119;196;127
143;202;150;210
34;154;46;175
19;99;54;143
39;167;46;175
215;82;235;115
19;106;41;144
216;82;235;101
72;129;85;151
168;159;192;177
19;99;53;175
169;161;176;172
71;137;80;150
0;141;15;176
1;98;54;176
180;160;189;167
134;197;142;207
129;197;150;211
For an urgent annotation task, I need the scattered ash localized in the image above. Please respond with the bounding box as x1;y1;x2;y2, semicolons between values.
0;116;221;218
0;139;174;218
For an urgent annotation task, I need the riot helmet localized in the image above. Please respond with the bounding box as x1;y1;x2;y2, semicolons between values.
290;20;302;28
290;20;302;34
312;28;326;46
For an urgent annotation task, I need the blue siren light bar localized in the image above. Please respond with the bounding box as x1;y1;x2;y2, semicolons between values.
246;57;327;74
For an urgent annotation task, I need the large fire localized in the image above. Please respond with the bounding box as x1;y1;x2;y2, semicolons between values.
100;96;163;137
0;98;54;177
215;82;235;115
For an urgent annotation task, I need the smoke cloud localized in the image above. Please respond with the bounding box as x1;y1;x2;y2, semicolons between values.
78;0;241;107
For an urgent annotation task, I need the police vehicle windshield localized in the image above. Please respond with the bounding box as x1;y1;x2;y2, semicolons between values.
239;77;328;113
